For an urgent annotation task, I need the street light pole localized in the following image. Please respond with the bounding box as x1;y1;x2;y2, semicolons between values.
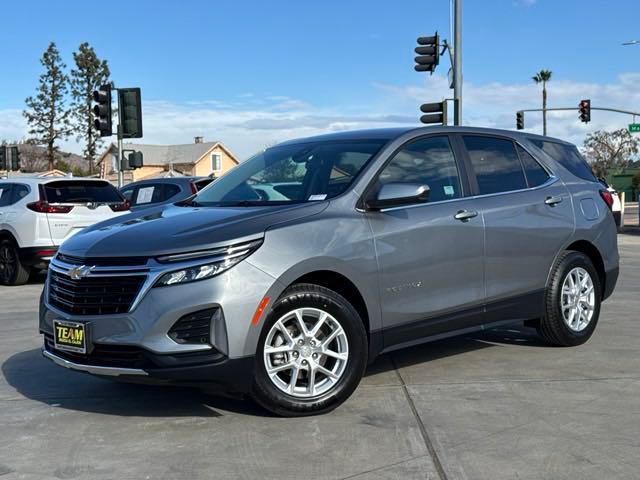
453;0;462;125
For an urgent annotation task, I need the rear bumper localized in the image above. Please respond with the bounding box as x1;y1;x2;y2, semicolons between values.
20;246;58;268
603;266;619;301
41;340;255;392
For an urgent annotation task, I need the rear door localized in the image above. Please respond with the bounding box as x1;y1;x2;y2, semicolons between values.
456;134;574;316
42;180;128;244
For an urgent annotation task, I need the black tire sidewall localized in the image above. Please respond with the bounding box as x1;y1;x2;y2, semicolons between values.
546;252;602;346
0;240;19;285
252;284;367;416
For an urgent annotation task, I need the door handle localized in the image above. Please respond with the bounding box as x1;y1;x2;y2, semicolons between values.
544;195;563;206
454;209;478;222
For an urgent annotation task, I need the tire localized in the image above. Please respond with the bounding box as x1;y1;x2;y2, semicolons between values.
538;251;602;347
0;239;30;286
252;283;368;416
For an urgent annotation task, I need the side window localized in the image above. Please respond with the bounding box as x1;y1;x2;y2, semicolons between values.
0;185;13;207
517;145;550;187
135;185;160;205
376;136;462;203
529;139;597;182
462;136;527;195
162;184;181;200
121;186;135;203
11;185;30;203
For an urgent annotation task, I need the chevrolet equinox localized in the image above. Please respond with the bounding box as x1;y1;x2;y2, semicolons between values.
40;127;619;416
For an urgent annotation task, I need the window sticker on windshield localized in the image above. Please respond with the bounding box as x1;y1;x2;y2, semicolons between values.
443;185;455;196
137;187;155;204
309;194;327;201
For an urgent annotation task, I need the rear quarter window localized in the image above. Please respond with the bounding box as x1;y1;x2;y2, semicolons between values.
0;185;13;207
529;139;597;182
43;181;124;203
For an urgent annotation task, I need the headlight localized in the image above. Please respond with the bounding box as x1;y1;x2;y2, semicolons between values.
153;239;262;287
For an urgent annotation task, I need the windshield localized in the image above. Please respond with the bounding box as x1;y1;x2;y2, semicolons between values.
191;140;387;206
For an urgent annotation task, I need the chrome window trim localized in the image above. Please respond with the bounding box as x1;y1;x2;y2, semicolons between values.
361;176;559;214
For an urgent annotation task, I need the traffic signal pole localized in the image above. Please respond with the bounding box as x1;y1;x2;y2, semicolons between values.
517;106;640;120
453;0;462;125
114;85;125;188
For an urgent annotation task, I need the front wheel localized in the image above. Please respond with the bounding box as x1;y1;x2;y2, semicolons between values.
538;251;602;346
252;284;368;416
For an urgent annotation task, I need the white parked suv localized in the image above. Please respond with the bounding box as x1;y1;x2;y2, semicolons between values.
0;177;129;285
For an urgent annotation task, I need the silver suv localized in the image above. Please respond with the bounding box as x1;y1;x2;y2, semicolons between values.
40;127;619;416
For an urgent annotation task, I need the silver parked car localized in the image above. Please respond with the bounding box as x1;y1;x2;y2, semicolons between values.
40;127;619;416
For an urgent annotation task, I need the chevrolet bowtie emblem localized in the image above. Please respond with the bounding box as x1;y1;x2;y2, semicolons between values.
68;265;95;280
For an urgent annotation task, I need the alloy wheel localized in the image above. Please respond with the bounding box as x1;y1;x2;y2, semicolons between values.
561;267;596;332
263;308;349;399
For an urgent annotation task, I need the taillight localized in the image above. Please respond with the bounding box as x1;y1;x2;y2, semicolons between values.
599;190;614;210
26;201;73;214
190;182;198;194
109;199;130;212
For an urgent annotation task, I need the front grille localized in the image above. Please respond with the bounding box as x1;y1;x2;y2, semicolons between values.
48;270;146;315
56;253;148;267
168;309;215;345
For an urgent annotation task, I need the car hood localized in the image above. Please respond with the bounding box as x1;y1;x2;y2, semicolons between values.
59;202;328;258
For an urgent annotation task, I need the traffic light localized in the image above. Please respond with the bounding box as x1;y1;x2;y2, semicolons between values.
128;151;143;169
414;33;440;74
122;150;143;170
516;111;525;130
420;101;447;125
93;84;113;137
10;147;20;171
119;88;143;138
579;99;591;123
0;146;6;171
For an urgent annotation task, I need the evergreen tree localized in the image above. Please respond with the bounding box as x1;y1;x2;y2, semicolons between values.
70;42;110;174
23;42;72;171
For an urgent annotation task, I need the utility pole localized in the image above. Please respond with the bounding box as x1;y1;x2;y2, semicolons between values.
453;0;462;125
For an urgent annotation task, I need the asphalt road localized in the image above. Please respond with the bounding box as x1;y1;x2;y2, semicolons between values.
1;234;639;480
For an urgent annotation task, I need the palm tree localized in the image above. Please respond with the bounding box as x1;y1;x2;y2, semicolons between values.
532;69;553;136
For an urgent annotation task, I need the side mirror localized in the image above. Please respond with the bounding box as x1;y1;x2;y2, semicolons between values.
365;183;430;210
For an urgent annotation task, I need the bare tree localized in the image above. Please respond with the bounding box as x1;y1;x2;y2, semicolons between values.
582;129;639;178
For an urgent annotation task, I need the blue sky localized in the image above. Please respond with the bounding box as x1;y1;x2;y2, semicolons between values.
1;0;639;158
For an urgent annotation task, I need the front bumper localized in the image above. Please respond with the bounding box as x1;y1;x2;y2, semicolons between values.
42;339;256;391
40;253;283;390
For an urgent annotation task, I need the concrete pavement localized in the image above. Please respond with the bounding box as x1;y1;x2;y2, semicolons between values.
1;234;639;479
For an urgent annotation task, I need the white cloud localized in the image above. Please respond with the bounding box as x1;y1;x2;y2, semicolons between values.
373;72;640;147
2;73;639;160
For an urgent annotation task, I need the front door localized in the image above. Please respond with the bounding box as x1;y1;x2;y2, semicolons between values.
365;135;486;348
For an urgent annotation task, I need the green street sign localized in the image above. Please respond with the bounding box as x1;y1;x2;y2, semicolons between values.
629;123;640;133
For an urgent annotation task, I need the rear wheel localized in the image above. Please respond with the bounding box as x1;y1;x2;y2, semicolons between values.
252;284;367;416
0;240;30;286
538;251;601;346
